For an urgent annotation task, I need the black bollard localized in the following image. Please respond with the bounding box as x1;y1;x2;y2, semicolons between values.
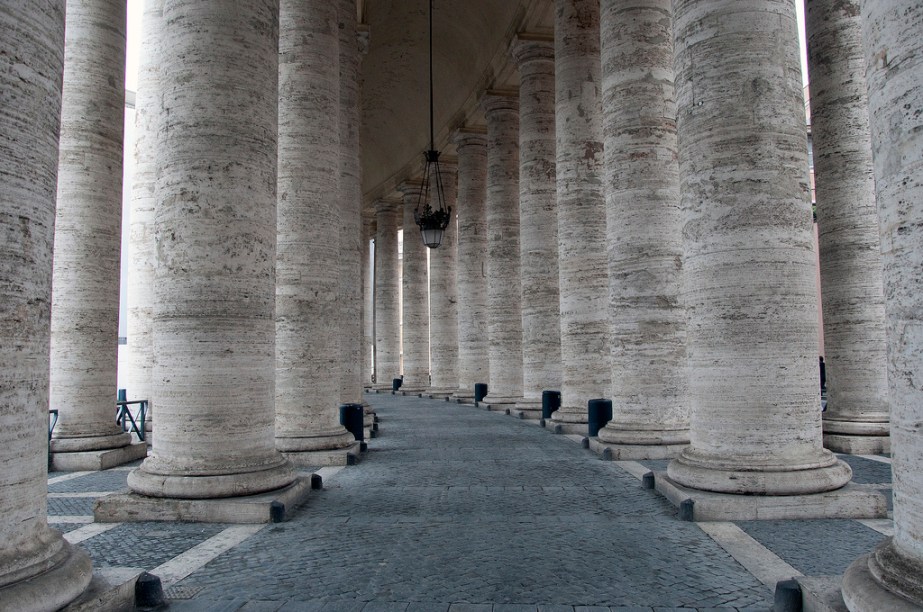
586;398;613;437
474;382;488;403
541;390;561;419
392;377;403;392
339;403;364;441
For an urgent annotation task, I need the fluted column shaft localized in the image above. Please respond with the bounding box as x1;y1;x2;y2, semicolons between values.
274;0;354;456
399;181;430;392
0;3;93;607
452;130;490;398
125;0;162;410
666;0;850;496
128;0;296;498
49;0;131;455
337;0;364;407
482;93;524;404
806;0;890;454
597;0;689;457
428;162;459;394
512;37;561;413
374;200;402;388
841;3;923;609
553;0;610;429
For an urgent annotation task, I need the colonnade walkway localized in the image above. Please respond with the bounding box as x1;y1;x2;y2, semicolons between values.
47;394;894;611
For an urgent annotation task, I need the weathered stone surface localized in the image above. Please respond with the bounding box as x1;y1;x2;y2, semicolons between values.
807;0;890;454
667;0;851;497
399;180;431;392
841;2;923;609
552;0;610;430
124;0;162;413
362;209;376;389
0;1;93;607
597;0;689;457
50;0;131;457
338;0;365;408
511;35;561;415
428;160;460;395
452;129;490;400
127;0;296;499
481;92;524;405
374;199;403;389
274;0;355;456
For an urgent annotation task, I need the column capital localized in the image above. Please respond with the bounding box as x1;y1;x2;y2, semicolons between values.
480;89;519;115
374;197;402;214
453;127;487;149
510;33;554;66
397;178;425;199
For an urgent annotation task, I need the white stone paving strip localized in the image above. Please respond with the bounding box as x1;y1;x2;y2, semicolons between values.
856;454;892;465
47;471;92;485
697;521;802;587
314;466;346;482
151;524;266;589
63;522;121;544
856;519;895;536
48;515;94;524
613;460;652;481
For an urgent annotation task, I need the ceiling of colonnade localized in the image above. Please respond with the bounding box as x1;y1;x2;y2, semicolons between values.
359;0;554;206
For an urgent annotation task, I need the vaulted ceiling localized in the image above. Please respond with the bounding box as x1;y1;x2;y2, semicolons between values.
359;0;554;205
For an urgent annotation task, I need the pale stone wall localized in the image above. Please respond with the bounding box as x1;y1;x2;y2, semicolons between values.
374;199;403;387
428;161;460;394
399;181;431;391
128;0;296;498
482;93;524;404
512;36;561;411
807;0;890;454
666;0;850;495
0;2;93;606
452;130;490;397
49;0;131;453
597;0;689;456
552;0;610;427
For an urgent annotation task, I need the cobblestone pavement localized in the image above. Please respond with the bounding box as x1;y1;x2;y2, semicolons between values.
45;393;894;611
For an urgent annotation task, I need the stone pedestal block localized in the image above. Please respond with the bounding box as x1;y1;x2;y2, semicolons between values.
50;442;148;472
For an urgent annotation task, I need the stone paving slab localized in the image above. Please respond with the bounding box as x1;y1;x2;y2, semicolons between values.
48;468;130;493
78;521;229;569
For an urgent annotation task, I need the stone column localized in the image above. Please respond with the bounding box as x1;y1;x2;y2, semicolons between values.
482;92;524;406
841;2;923;608
338;0;364;408
49;0;141;470
0;2;93;607
362;209;376;390
664;0;856;508
125;0;163;443
511;35;561;418
399;180;431;393
552;0;611;434
427;161;460;396
452;129;491;401
807;0;890;455
126;0;297;499
374;199;403;389
275;0;356;465
595;0;689;459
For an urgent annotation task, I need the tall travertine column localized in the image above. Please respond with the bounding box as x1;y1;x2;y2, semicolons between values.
125;0;162;415
0;2;93;607
452;129;490;400
666;0;851;498
841;2;923;608
362;209;376;389
807;0;890;455
338;0;364;408
482;92;524;406
127;0;297;498
427;161;460;396
552;0;610;433
374;199;403;389
49;0;137;467
512;35;561;417
595;0;689;459
399;180;430;393
275;0;355;462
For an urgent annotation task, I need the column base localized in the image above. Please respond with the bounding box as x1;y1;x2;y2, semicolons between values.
282;440;362;467
127;457;297;499
95;475;315;523
0;540;92;612
588;437;687;460
50;442;148;471
62;566;146;612
824;433;891;455
542;418;587;435
482;395;521;408
451;393;476;405
50;431;133;452
424;387;457;398
652;472;886;521
510;399;542;420
842;542;923;611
